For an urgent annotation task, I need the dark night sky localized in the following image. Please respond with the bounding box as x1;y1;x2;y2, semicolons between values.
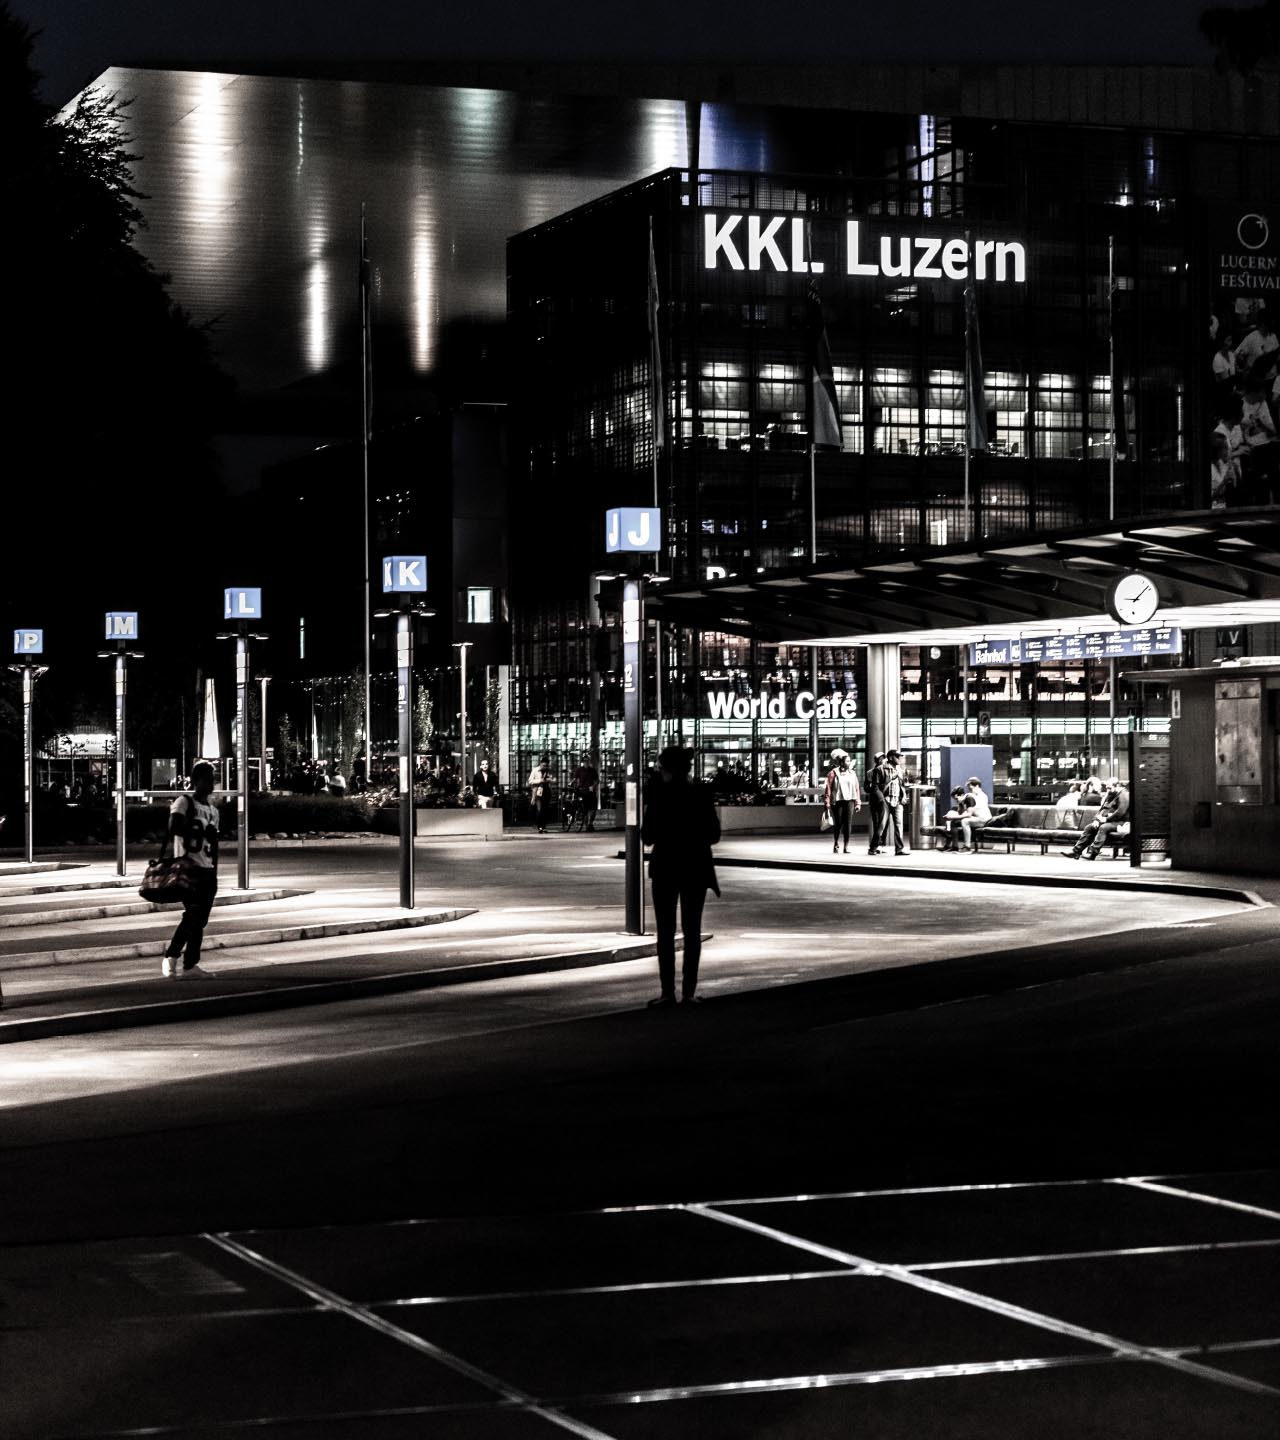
14;0;1223;107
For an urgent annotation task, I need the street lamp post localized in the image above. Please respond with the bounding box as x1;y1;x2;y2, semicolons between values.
453;641;473;786
606;507;662;936
9;628;48;867
99;612;143;877
218;589;266;892
378;556;433;910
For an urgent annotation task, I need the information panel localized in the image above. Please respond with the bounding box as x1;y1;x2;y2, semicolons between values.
969;626;1181;667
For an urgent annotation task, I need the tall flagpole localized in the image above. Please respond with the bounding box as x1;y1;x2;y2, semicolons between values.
963;230;972;542
1108;233;1117;779
649;216;662;766
361;206;373;783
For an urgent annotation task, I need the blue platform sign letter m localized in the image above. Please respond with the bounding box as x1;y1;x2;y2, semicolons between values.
224;588;263;619
606;507;661;554
105;612;138;640
382;555;428;593
13;629;42;655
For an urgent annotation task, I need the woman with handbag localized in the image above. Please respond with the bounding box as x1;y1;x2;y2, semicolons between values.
822;750;861;855
160;761;220;978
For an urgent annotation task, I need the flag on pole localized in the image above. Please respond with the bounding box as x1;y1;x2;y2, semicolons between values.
360;208;374;442
200;679;220;760
1109;239;1129;460
648;219;665;455
806;276;842;451
964;281;990;454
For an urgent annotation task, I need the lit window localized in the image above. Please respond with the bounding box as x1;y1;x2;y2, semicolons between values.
467;588;494;624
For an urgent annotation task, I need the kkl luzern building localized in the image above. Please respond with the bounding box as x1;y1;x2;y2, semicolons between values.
508;140;1280;847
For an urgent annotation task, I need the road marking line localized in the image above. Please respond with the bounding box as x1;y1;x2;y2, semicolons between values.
1115;1177;1280;1224
203;1234;621;1440
687;1203;1280;1399
909;1237;1280;1271
382;1268;858;1308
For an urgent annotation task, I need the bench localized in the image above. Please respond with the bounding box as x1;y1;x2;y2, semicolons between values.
932;804;1131;858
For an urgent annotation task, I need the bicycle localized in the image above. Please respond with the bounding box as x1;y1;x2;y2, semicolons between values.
560;792;589;832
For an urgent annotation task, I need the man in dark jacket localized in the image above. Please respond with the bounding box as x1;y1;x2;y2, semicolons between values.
1063;780;1130;860
641;746;721;1006
865;751;887;854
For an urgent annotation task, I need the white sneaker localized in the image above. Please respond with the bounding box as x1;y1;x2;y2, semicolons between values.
184;964;214;978
161;954;180;979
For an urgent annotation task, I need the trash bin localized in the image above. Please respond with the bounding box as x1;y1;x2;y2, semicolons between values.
908;783;937;849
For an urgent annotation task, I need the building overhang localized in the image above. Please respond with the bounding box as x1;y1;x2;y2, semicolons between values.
649;510;1280;646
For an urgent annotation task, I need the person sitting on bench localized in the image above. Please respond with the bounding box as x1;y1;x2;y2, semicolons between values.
1063;780;1129;860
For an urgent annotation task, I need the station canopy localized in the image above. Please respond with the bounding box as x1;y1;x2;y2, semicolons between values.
650;510;1280;647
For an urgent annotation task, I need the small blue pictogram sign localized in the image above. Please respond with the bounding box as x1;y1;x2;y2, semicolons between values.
606;508;661;554
224;588;263;619
13;629;43;655
382;556;428;593
105;612;139;640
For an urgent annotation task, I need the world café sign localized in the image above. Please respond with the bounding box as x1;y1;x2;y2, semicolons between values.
703;214;1028;283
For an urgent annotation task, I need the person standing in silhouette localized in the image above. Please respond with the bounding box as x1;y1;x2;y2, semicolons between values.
161;761;220;978
642;746;720;1007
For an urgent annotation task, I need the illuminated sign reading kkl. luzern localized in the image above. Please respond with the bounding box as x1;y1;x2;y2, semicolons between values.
703;214;1026;284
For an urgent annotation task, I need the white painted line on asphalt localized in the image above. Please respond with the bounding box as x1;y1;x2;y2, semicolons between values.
571;1351;1121;1407
1116;1177;1280;1224
381;1268;858;1308
687;1203;1280;1399
908;1237;1280;1271
204;1233;622;1440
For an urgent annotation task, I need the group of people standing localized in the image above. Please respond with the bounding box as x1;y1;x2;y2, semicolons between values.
822;749;910;856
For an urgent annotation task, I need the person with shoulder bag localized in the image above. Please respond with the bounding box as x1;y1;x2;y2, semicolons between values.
822;750;861;855
160;761;220;978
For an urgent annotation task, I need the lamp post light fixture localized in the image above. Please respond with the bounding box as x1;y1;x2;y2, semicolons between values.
98;612;143;877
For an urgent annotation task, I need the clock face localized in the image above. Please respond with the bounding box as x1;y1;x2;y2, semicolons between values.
1108;572;1159;626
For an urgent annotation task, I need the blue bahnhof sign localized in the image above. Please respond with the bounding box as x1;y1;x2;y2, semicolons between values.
12;629;43;655
381;556;428;593
606;508;661;554
969;626;1182;667
224;588;263;620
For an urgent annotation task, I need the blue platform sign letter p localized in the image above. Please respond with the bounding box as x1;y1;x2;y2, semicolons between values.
382;556;428;593
606;507;661;554
224;588;263;619
13;629;42;655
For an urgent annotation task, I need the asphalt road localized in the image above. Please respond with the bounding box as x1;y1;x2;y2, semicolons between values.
1;842;1276;1436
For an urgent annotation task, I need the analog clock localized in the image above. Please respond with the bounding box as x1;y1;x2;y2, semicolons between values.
1106;572;1159;626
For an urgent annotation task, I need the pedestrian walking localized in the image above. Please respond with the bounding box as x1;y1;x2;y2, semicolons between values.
641;746;720;1007
160;761;220;978
822;749;861;854
876;749;909;855
865;751;887;853
527;753;554;832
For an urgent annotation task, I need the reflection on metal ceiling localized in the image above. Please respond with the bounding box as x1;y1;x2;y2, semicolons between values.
90;69;803;393
652;511;1280;644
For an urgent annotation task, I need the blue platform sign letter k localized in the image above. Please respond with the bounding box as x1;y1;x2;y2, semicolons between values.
382;555;428;593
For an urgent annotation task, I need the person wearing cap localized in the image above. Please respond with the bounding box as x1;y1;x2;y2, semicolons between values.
822;750;861;855
641;746;721;1007
865;751;888;854
873;750;909;855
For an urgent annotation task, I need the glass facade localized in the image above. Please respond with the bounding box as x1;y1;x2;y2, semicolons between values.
507;113;1273;801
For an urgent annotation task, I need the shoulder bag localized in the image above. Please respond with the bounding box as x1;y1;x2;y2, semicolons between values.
138;796;200;903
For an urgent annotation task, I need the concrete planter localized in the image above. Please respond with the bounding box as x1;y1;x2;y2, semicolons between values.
413;807;504;840
716;804;863;835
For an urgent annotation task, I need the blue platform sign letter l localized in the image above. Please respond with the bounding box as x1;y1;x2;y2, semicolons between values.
224;588;263;619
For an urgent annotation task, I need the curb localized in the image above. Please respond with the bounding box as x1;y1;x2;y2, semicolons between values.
0;909;477;972
711;854;1269;908
0;888;309;930
0;935;678;1044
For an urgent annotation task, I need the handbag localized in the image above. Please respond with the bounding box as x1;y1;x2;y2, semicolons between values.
139;855;199;904
819;808;833;832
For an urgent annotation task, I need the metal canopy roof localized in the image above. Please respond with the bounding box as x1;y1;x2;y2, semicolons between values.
650;510;1280;646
